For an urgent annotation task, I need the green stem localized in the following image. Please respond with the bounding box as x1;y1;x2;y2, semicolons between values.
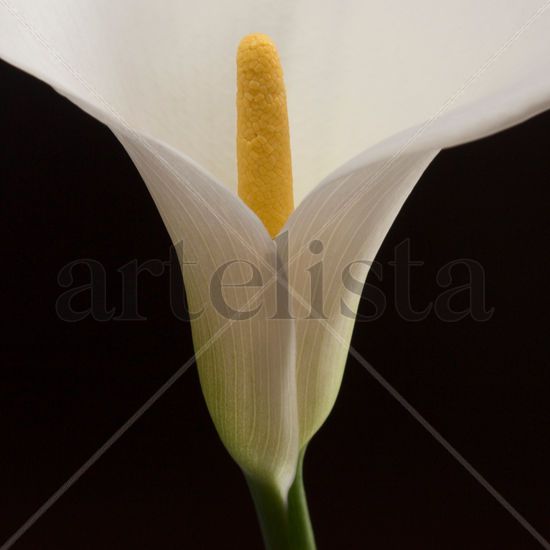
288;448;316;550
246;475;290;550
246;447;316;550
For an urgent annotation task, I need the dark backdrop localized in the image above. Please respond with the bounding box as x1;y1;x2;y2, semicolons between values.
1;60;549;549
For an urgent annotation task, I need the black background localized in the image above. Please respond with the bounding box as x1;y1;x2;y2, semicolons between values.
1;59;549;549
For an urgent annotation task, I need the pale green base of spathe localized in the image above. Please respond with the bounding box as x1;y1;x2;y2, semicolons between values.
246;448;316;550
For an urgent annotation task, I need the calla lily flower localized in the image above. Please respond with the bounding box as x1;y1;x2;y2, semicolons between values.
2;1;550;547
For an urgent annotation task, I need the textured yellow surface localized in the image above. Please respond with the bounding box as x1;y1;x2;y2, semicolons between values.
237;33;294;238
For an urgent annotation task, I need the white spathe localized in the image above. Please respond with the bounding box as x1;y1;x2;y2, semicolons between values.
1;0;549;493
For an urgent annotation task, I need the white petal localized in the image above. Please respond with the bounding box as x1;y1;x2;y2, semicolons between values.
115;130;299;493
285;0;550;203
2;1;549;204
286;66;550;447
286;151;437;447
2;0;549;464
0;3;302;487
0;0;260;194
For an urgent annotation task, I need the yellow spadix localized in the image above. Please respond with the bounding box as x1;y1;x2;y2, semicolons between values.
236;33;294;238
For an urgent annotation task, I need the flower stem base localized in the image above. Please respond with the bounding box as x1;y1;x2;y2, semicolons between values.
246;448;316;550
